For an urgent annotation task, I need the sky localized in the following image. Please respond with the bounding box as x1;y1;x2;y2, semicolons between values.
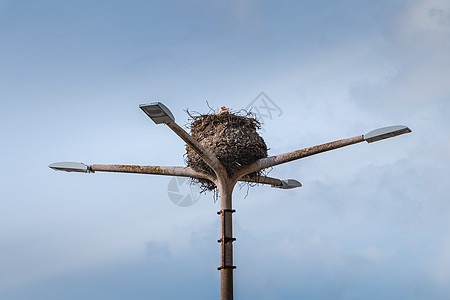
1;0;449;299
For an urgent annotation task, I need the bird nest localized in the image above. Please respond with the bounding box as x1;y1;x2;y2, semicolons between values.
185;109;268;191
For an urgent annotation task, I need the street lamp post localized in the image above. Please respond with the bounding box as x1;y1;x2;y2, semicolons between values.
50;102;411;300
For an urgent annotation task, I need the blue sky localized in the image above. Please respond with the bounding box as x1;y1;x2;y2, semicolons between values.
1;0;450;299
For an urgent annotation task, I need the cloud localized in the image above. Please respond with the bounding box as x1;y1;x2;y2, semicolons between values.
395;0;450;36
429;237;450;286
2;1;450;299
145;240;171;260
350;0;450;117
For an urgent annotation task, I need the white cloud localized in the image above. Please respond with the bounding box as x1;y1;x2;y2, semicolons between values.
395;0;450;36
383;0;450;104
429;237;450;285
2;1;450;298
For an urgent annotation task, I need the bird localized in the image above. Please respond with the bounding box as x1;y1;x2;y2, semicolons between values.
219;106;229;114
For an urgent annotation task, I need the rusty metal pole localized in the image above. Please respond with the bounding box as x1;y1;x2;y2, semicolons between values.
217;179;236;300
52;103;412;300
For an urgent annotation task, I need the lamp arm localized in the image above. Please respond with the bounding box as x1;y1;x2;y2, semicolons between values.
90;164;214;181
240;174;282;186
233;135;365;180
166;122;228;178
90;164;292;187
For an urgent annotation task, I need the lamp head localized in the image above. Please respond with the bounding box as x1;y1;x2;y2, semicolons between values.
139;102;175;124
364;125;411;143
49;162;92;173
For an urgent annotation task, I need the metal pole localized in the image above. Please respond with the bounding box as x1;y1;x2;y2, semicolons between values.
217;179;236;300
52;103;412;299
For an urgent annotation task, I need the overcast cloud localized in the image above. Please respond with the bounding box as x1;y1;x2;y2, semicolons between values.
1;0;449;299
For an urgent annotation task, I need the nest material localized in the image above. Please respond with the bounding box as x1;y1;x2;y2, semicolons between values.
185;110;268;191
